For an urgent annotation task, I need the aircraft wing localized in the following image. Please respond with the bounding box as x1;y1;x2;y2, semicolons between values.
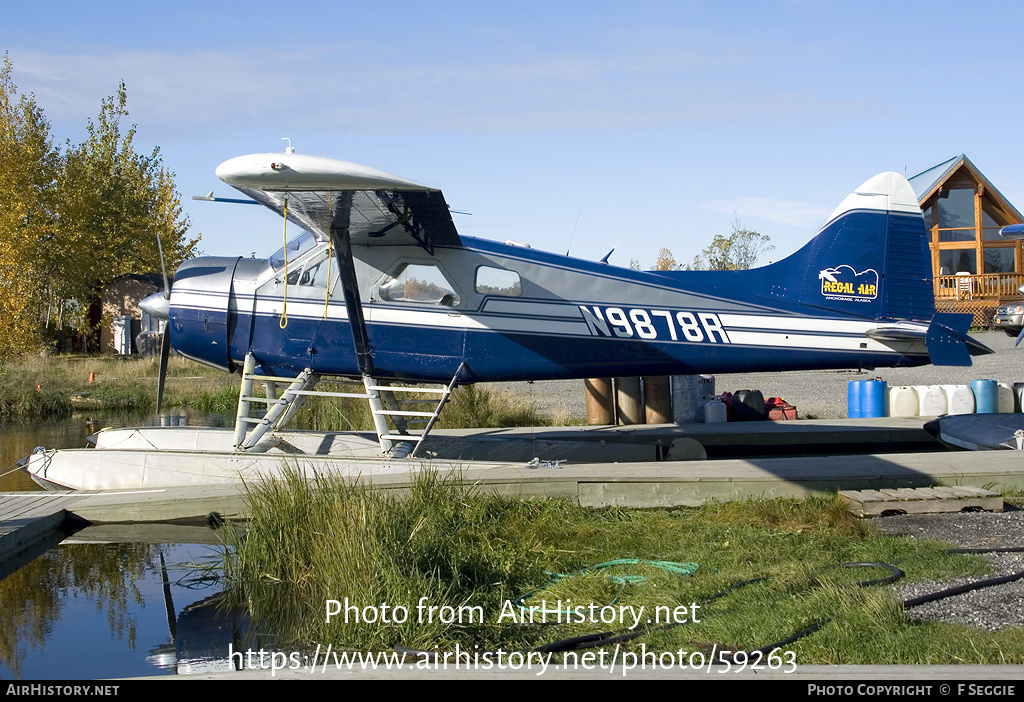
216;153;461;251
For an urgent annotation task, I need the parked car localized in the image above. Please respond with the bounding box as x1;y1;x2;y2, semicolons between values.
992;302;1024;336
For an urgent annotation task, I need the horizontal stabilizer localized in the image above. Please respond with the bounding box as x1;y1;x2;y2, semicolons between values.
926;313;991;366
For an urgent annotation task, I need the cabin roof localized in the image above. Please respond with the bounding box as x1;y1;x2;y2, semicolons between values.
908;154;1024;223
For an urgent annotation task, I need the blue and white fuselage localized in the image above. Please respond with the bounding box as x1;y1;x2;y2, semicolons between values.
164;155;989;384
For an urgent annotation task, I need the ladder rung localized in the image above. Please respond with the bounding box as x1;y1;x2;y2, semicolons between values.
242;396;288;404
373;410;438;417
380;433;426;441
290;390;373;399
244;373;311;383
366;385;448;394
236;416;270;425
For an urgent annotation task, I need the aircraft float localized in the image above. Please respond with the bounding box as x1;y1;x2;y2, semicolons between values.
22;147;992;490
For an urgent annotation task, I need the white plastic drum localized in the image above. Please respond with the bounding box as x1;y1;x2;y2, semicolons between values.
998;383;1014;413
703;400;728;423
888;386;919;417
913;385;947;416
941;385;976;415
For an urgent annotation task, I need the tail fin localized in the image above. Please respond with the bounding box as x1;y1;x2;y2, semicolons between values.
762;171;987;365
777;172;934;320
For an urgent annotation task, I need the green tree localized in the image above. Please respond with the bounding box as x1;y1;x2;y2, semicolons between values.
692;217;773;271
53;82;198;334
0;57;199;355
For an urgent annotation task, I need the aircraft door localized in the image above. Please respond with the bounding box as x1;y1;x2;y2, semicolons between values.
252;247;336;373
361;259;467;382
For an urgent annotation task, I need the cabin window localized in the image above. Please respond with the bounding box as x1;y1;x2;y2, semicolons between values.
378;263;461;306
475;266;522;297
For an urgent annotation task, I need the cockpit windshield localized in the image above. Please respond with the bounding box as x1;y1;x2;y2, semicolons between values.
269;230;322;272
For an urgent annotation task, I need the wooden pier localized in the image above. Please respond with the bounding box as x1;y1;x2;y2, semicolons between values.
0;492;85;579
839;486;1004;517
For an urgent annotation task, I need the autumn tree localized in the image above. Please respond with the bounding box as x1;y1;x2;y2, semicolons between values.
652;248;679;271
0;55;60;355
692;217;773;271
0;58;198;355
52;83;198;334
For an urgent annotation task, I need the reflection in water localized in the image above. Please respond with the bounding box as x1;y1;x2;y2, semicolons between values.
0;539;255;679
171;593;252;675
0;413;267;679
0;540;155;678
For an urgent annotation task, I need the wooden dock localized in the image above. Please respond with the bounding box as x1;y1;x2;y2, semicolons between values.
0;492;86;579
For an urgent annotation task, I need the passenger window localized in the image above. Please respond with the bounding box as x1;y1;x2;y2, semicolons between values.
475;266;522;296
378;263;461;306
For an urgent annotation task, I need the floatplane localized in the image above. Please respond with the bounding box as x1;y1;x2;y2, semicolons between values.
23;147;991;490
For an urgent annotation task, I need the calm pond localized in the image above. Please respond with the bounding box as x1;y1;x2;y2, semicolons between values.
0;414;251;680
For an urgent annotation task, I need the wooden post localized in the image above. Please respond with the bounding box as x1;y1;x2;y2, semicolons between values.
615;376;644;425
643;376;672;424
585;378;614;425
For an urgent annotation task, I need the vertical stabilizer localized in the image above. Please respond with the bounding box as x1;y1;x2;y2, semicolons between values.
776;172;935;322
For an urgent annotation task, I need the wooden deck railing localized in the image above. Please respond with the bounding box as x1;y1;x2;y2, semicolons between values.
934;273;1024;300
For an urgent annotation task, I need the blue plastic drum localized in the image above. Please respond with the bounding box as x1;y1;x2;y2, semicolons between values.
862;380;888;418
847;380;862;418
970;379;998;414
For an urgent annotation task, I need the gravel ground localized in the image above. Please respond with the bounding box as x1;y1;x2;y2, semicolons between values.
485;330;1024;421
873;509;1024;632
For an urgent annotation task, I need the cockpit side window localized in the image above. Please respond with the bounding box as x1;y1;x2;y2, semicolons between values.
286;250;332;288
270;230;322;272
475;266;522;297
377;262;461;306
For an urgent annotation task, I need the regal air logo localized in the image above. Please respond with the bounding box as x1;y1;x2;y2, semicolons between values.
819;266;879;302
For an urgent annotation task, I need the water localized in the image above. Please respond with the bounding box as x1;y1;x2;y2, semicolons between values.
0;414;245;680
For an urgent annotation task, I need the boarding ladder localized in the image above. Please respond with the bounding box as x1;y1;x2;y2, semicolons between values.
232;353;463;457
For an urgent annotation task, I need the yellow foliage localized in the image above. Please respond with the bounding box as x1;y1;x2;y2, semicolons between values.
0;56;199;355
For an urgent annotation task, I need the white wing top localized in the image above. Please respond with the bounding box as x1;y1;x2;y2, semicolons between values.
217;152;460;249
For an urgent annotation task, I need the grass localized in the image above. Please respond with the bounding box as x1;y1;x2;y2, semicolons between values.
0;353;240;421
0;355;552;430
221;474;1024;663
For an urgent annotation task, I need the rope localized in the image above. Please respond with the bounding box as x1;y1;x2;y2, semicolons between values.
279;196;289;329
514;558;698;620
324;193;333;318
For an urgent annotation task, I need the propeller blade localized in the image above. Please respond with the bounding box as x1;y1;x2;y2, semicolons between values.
155;232;171;300
157;323;171;415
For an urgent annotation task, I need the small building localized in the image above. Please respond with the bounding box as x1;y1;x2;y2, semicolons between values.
99;273;166;354
908;155;1024;325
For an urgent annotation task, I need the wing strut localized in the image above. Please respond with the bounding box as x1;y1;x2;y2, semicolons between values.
329;191;375;376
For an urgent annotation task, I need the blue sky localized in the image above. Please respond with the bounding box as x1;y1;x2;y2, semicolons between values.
4;1;1022;267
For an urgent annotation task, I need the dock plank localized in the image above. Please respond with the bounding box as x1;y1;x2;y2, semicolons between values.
0;492;88;579
839;485;1003;517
